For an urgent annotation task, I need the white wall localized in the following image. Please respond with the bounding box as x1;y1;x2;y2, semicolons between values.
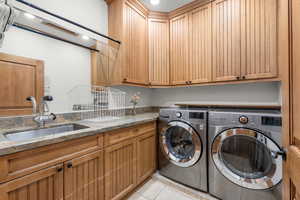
1;0;108;113
152;82;281;107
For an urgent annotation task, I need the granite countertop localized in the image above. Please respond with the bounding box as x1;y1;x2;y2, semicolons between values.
0;113;159;156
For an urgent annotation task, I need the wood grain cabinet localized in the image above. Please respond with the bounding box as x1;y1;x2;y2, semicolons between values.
212;0;242;82
0;164;64;200
104;139;137;200
170;13;190;85
148;18;170;86
212;0;278;82
0;122;156;200
64;151;104;200
241;0;278;80
188;3;212;84
123;2;149;85
0;53;44;116
101;0;148;86
136;131;156;184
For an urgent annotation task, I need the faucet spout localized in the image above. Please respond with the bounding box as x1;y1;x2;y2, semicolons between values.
26;96;37;115
26;96;56;128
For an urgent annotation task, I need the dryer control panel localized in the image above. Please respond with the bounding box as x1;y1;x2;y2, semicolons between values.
262;116;282;126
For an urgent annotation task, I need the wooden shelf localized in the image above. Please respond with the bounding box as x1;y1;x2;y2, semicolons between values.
175;104;281;110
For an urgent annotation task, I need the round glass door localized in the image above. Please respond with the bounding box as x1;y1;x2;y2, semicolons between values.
211;128;282;190
160;121;202;167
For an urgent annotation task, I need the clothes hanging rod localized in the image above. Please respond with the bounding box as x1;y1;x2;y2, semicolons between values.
15;0;121;45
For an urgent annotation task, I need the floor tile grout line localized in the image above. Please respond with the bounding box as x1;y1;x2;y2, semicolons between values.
153;184;167;200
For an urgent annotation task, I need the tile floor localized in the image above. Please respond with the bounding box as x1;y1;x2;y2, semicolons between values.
128;173;217;200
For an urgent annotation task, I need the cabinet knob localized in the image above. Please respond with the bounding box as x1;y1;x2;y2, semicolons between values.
123;78;127;82
185;81;189;84
67;163;73;168
236;76;240;80
57;167;63;172
242;76;246;79
189;81;192;84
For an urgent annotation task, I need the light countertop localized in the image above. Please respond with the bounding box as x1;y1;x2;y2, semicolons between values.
0;113;159;156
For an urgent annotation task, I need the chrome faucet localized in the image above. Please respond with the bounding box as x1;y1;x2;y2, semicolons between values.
26;96;57;127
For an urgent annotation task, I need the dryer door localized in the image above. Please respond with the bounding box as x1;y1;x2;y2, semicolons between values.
160;121;202;168
211;127;282;190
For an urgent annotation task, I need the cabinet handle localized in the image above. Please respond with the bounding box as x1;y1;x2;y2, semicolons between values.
67;163;73;168
57;167;63;172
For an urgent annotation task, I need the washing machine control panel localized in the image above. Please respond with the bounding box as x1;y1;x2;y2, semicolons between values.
176;112;182;118
239;116;249;124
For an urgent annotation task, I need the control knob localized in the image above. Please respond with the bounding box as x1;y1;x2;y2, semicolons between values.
176;112;182;118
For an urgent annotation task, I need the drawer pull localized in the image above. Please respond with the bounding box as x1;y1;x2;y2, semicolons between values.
57;167;63;172
67;163;73;168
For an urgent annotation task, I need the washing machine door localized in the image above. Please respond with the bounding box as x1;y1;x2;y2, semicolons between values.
160;121;202;168
211;127;282;190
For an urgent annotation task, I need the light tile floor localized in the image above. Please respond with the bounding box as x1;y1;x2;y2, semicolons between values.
128;173;218;200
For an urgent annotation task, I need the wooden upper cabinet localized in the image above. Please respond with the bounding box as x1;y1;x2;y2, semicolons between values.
123;2;149;85
0;164;63;200
188;3;212;84
241;0;278;80
148;18;170;86
104;139;137;200
170;13;189;85
0;53;44;116
212;0;241;82
64;151;104;200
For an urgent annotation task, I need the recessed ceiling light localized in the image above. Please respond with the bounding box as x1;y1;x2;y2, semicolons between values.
150;0;160;5
24;13;35;19
81;35;90;40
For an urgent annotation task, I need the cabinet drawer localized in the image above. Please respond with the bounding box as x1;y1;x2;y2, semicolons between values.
132;122;156;136
104;127;134;146
104;122;156;146
0;135;103;183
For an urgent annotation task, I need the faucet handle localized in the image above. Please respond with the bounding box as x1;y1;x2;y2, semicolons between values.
43;96;53;101
26;96;34;101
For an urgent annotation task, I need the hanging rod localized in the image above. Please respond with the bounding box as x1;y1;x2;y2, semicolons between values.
15;0;121;45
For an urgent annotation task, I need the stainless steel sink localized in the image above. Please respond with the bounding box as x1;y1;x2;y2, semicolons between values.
4;124;89;142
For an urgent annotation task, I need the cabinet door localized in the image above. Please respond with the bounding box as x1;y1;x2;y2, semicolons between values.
212;0;241;82
189;3;212;84
241;0;277;80
123;2;148;85
64;151;104;200
0;164;63;200
136;131;156;184
148;18;170;86
170;14;189;85
105;139;136;200
0;53;44;116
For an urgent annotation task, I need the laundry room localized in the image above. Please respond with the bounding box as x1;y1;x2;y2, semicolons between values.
0;0;297;200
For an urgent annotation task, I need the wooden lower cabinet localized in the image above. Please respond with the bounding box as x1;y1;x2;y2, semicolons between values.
105;139;137;200
0;164;64;200
64;151;104;200
0;122;157;200
136;131;156;184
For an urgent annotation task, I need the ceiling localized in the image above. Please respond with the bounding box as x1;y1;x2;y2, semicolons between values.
139;0;195;12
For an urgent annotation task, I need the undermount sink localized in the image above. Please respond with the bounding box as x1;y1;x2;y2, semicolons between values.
4;124;89;142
